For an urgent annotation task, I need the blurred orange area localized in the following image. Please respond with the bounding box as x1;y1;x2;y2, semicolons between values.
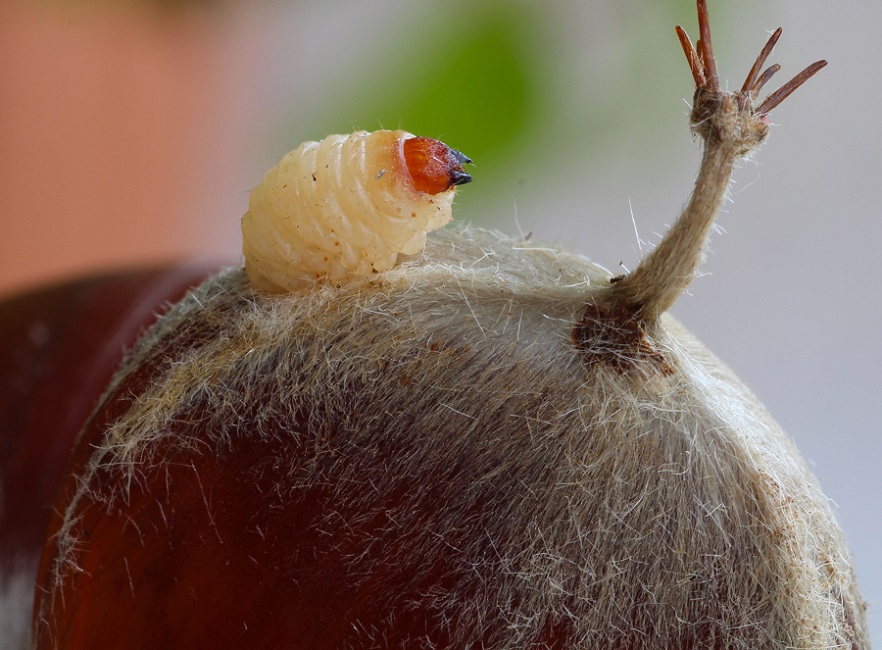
0;1;244;297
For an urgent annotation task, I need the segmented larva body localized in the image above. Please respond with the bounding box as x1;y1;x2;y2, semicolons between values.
242;129;471;293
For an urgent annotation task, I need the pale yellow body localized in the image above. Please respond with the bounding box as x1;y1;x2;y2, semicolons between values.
242;130;455;293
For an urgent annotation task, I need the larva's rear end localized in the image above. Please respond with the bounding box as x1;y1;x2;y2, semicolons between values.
242;130;468;293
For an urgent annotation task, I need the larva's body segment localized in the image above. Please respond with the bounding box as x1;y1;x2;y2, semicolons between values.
242;129;469;293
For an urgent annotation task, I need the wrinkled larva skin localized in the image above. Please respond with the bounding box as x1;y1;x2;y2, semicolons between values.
242;129;457;293
35;227;866;649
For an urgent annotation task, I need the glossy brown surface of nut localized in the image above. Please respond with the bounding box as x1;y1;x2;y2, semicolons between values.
0;265;216;578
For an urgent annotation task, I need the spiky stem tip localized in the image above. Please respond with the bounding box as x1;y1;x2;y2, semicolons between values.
604;0;826;324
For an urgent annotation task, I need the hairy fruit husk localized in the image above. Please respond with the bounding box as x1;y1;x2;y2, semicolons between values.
33;227;866;649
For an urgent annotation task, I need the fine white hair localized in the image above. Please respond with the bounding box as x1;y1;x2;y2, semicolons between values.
39;226;866;648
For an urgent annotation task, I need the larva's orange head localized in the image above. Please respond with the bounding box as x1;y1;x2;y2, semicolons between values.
403;137;472;195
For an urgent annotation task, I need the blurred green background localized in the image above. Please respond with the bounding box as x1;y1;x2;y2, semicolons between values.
1;0;744;287
256;0;724;223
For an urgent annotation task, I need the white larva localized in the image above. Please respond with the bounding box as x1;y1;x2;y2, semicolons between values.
242;129;472;293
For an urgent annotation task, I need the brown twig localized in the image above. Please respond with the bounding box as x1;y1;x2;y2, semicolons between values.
742;28;783;93
752;64;782;98
674;3;825;119
696;0;719;89
601;0;826;323
757;60;828;115
675;26;705;87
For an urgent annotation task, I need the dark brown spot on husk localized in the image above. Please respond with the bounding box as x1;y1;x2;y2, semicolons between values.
571;303;673;375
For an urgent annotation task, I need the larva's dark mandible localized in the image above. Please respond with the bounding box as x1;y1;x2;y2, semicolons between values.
242;130;472;293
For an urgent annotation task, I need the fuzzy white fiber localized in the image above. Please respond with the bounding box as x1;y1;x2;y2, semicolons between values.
37;226;867;648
